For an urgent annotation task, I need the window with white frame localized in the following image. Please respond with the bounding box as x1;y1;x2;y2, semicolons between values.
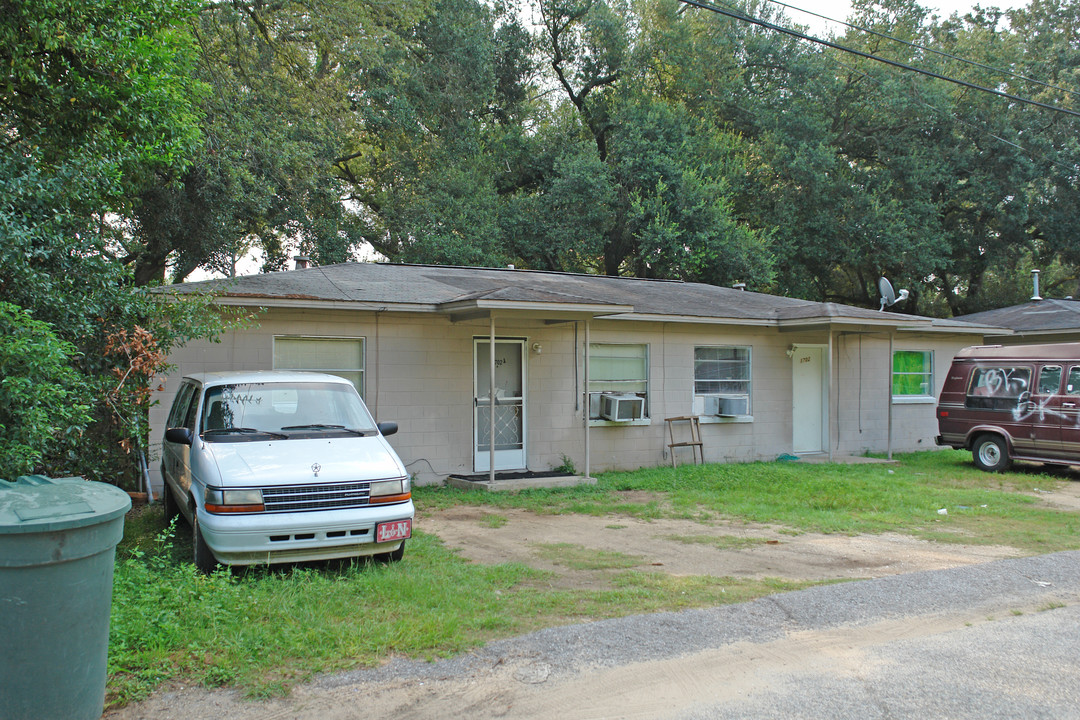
273;337;365;396
588;343;649;421
694;346;752;416
892;350;933;400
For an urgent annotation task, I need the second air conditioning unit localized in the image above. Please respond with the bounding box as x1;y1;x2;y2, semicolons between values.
599;393;645;421
704;395;750;417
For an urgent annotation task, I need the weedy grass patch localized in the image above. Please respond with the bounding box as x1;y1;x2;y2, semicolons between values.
109;450;1079;705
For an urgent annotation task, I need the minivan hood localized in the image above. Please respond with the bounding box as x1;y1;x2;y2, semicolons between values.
203;436;406;488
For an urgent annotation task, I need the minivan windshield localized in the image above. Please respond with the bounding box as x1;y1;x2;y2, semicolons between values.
200;382;378;440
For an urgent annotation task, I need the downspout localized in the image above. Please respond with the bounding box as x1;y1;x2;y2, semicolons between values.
584;319;591;480
372;310;380;418
887;332;894;461
827;329;834;461
490;315;496;484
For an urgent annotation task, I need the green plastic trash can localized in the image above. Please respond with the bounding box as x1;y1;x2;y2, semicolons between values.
0;475;131;720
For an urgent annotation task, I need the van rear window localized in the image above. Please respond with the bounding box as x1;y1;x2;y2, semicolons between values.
965;367;1031;410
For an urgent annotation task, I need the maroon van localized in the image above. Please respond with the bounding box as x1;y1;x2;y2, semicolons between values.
937;342;1080;471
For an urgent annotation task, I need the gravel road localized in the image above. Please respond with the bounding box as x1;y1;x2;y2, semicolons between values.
108;550;1080;719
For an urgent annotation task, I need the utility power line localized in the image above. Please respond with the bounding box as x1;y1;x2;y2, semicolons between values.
760;0;1080;101
677;0;1080;120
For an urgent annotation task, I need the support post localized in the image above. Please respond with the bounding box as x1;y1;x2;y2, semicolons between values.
490;315;496;485
827;330;834;461
887;333;894;461
584;319;591;481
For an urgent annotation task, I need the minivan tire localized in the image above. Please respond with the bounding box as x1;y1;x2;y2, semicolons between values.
376;540;405;564
972;434;1012;473
193;515;219;574
162;481;180;523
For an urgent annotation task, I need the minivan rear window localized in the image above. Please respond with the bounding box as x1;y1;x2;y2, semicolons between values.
965;366;1032;410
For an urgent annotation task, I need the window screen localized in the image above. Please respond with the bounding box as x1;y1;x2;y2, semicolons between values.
274;337;365;395
892;350;933;397
588;343;648;419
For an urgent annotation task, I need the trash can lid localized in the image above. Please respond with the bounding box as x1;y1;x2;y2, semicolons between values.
0;475;131;534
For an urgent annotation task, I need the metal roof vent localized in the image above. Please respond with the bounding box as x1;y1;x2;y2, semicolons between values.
1031;269;1042;301
732;282;747;291
294;255;311;270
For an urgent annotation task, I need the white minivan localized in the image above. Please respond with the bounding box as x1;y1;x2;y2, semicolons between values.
161;371;413;572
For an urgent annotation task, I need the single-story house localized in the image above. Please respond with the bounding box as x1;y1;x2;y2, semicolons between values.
152;262;996;486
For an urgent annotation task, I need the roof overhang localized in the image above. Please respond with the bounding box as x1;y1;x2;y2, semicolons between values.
438;299;634;323
597;312;775;327
776;316;934;332
206;295;440;313
1002;328;1071;338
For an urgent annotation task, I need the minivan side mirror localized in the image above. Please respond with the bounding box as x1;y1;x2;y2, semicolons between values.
165;427;194;445
377;421;398;437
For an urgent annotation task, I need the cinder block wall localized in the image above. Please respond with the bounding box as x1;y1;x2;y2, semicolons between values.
151;307;967;490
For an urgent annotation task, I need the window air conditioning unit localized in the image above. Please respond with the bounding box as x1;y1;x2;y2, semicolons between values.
704;395;750;417
599;393;645;421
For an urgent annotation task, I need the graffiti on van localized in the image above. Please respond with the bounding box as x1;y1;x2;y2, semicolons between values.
965;363;1080;425
966;365;1031;412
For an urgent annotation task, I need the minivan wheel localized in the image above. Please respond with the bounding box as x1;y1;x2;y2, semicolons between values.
162;482;180;523
972;434;1012;473
193;515;219;574
376;540;405;564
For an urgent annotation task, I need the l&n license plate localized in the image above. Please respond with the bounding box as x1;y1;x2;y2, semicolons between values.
376;519;412;543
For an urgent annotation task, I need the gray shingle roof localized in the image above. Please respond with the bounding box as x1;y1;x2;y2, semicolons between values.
163;262;985;330
955;298;1080;333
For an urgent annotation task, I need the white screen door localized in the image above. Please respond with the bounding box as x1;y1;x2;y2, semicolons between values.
474;339;526;471
792;346;826;453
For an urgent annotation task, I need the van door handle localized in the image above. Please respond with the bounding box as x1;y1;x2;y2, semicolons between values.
1064;402;1077;408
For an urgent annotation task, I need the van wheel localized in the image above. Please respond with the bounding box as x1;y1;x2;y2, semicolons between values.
193;515;219;574
972;435;1012;473
162;483;180;523
376;541;405;564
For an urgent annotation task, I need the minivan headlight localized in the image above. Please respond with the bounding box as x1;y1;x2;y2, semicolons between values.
369;477;411;505
204;487;265;513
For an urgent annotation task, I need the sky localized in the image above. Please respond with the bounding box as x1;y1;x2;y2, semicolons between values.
773;0;1026;34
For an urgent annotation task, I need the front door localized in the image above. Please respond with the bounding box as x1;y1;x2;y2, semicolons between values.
1029;364;1064;456
474;339;527;471
792;346;826;454
1059;365;1080;458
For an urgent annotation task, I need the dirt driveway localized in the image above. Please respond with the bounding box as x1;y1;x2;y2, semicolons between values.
420;499;1021;590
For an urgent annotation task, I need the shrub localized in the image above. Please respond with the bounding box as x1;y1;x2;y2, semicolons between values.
0;303;91;479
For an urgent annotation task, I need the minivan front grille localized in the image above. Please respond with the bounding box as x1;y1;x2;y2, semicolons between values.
261;482;371;513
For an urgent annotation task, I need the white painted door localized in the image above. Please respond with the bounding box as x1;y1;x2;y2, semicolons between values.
474;339;527;471
792;346;826;453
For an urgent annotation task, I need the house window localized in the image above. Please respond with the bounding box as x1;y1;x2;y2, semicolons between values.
892;350;933;400
588;343;649;421
694;346;751;416
274;337;365;396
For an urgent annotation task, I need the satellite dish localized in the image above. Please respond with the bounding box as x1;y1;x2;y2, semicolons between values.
878;277;909;311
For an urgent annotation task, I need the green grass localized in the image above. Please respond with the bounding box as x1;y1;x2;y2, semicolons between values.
533;542;644;570
108;514;818;707
478;512;508;528
416;450;1080;551
108;450;1080;706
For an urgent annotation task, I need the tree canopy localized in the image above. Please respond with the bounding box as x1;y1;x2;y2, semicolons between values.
4;0;1080;479
133;0;1079;314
